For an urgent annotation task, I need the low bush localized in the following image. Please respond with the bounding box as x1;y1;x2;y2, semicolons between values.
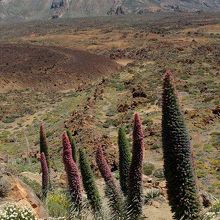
153;168;165;179
47;191;70;218
144;190;161;205
143;163;155;176
0;204;36;220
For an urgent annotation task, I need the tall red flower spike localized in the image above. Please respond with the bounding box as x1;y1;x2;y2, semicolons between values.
96;146;118;187
96;146;123;218
40;152;49;200
127;113;144;219
62;132;82;209
40;122;49;168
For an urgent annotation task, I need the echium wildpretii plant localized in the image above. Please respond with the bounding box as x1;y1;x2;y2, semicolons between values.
162;70;201;220
62;132;82;211
96;146;124;219
67;129;77;162
118;127;131;196
40;152;49;201
79;148;103;218
127;113;144;220
40;122;49;168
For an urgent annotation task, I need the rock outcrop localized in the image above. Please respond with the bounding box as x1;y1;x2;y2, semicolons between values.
0;170;47;219
50;0;69;18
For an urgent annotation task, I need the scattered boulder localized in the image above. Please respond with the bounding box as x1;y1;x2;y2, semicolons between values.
212;105;220;116
132;87;147;98
117;103;130;112
200;192;214;208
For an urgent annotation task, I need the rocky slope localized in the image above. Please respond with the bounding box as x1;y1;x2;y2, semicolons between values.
0;0;220;22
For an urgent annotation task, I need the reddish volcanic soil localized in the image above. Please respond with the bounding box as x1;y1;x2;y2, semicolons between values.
0;44;121;92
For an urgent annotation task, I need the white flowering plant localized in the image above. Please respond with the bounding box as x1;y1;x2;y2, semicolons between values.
0;204;37;220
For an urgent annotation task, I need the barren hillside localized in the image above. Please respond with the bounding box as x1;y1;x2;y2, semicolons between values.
0;44;120;92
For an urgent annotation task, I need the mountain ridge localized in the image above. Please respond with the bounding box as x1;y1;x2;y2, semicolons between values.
0;0;220;22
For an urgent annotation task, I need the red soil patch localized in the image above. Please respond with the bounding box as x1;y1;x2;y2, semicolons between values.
0;44;121;92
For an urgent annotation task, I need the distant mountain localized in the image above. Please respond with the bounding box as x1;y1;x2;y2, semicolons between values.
0;0;220;22
0;0;51;21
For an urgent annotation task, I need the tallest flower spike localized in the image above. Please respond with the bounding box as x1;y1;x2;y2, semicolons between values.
127;113;144;220
162;71;201;220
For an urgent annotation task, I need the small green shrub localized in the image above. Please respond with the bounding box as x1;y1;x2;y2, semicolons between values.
0;177;10;198
110;79;125;91
143;163;155;176
153;168;165;179
2;116;16;123
142;118;153;127
106;109;116;117
151;143;161;150
103;119;119;128
203;144;214;153
144;190;161;205
197;69;205;76
47;191;70;218
113;171;120;180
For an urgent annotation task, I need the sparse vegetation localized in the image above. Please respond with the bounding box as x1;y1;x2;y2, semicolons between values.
0;12;219;220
